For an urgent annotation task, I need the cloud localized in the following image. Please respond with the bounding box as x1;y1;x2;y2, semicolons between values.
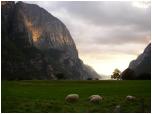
77;43;149;56
52;1;151;31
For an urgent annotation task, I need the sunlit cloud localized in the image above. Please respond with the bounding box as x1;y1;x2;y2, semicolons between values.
132;1;151;9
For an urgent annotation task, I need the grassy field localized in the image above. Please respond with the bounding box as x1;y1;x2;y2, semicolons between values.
1;80;151;113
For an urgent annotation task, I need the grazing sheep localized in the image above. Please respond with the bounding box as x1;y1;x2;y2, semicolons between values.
126;95;136;101
65;94;79;103
89;95;103;103
113;105;121;113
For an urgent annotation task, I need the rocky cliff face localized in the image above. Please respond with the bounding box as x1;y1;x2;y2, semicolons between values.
124;43;151;79
13;2;78;58
2;1;100;80
129;43;151;77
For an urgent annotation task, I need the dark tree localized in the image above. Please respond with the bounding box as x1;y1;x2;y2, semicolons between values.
111;68;121;80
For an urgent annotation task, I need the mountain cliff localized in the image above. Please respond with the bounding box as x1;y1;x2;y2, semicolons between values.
2;1;101;80
121;43;151;80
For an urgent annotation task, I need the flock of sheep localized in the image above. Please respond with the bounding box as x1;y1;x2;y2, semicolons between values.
65;94;136;112
65;94;136;103
65;94;104;103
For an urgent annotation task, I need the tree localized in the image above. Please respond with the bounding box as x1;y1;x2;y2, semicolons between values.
111;68;121;80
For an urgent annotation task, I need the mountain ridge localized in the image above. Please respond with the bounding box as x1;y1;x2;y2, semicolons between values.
2;1;101;80
121;43;151;80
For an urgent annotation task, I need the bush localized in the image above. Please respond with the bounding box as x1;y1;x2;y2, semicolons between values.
87;78;92;80
56;73;65;80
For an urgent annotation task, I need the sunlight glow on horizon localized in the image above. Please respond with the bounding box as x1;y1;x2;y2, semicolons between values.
79;53;138;76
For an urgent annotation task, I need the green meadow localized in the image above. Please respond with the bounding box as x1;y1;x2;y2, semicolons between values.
1;80;151;113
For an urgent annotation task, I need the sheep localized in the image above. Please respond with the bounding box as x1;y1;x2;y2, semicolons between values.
126;95;136;101
113;105;121;113
89;95;103;103
65;94;79;103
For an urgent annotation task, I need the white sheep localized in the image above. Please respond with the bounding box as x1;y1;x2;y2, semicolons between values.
89;95;103;103
126;95;136;101
113;105;121;113
65;94;79;103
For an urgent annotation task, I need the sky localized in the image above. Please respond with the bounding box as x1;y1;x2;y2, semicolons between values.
25;1;151;76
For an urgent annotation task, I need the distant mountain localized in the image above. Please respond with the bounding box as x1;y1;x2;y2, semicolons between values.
121;43;151;80
2;1;101;80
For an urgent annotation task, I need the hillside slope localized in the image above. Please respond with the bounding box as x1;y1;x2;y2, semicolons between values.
121;43;151;80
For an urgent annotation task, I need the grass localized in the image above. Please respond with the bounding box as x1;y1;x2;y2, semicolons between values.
1;80;151;113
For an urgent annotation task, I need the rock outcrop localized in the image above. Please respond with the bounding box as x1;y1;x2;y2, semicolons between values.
2;1;100;80
121;43;151;80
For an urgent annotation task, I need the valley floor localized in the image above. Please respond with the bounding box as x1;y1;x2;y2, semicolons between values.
1;80;151;113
